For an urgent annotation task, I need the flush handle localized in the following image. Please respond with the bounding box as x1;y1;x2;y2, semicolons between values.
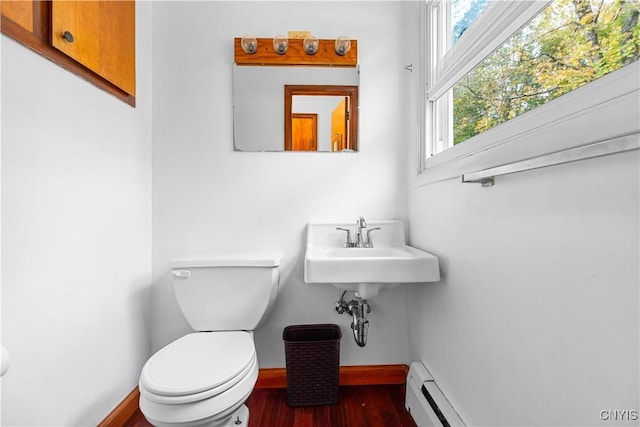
172;270;191;279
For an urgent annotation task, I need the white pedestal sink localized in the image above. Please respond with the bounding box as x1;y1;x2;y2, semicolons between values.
304;220;440;299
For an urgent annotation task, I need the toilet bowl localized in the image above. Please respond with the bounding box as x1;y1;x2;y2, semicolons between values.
139;332;258;426
139;251;281;426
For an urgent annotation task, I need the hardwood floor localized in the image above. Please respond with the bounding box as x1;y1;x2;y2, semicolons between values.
124;385;416;427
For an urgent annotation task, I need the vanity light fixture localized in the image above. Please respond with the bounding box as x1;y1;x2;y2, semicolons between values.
335;36;351;56
240;35;258;54
303;35;319;55
272;35;288;55
234;36;357;66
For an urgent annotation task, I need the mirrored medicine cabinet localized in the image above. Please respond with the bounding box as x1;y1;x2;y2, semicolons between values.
233;65;359;152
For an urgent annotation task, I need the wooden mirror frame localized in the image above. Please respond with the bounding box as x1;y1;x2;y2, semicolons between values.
284;85;359;152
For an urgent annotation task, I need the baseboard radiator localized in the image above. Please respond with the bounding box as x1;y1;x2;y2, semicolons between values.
405;362;465;427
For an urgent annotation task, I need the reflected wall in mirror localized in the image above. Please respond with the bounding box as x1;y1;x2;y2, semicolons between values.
285;85;358;151
233;65;359;152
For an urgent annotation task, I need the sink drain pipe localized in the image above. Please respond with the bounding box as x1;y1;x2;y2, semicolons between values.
335;291;371;347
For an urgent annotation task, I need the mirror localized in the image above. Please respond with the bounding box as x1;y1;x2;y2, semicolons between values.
233;65;360;152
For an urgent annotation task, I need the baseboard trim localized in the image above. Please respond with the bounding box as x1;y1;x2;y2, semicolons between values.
255;364;409;389
100;364;409;425
97;387;140;427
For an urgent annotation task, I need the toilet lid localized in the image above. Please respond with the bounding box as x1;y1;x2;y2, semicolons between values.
140;332;256;397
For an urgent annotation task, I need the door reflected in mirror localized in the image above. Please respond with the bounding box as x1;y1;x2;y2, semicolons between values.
291;113;318;151
233;65;359;152
285;86;358;152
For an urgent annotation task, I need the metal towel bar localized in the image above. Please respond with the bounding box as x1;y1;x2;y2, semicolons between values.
461;133;640;187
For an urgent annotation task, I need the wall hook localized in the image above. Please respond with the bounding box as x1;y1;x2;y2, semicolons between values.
404;64;413;72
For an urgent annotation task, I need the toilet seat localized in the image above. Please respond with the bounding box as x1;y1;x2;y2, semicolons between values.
141;352;257;405
139;365;257;426
140;331;256;398
139;331;259;426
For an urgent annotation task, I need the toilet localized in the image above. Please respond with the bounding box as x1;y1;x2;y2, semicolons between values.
139;250;282;427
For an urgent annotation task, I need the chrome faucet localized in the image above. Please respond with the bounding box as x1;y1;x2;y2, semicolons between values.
336;227;355;247
336;217;380;248
363;227;381;248
355;217;367;248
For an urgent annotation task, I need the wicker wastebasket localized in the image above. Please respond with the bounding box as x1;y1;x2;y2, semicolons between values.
283;324;342;407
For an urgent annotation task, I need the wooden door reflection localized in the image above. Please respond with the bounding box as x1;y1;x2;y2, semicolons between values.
291;113;318;151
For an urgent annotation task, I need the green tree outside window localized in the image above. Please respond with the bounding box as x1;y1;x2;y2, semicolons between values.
453;0;640;144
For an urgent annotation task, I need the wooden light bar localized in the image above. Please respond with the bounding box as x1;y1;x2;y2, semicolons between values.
234;37;358;67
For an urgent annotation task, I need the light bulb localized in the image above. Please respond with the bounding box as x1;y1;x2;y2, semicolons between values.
273;35;288;55
240;35;258;54
335;36;351;56
303;35;319;55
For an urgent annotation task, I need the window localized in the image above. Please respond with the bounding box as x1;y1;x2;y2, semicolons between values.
419;0;640;181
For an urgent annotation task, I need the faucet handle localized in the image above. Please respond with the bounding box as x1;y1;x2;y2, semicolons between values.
336;227;355;247
363;227;381;248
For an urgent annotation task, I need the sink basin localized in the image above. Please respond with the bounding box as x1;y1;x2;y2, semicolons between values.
304;220;440;299
320;247;415;258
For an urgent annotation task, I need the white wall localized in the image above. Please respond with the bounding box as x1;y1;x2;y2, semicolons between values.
0;3;152;425
405;5;639;426
408;154;639;426
151;1;411;367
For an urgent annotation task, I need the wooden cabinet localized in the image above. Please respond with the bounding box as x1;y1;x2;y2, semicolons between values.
1;1;34;33
2;0;136;106
51;1;135;97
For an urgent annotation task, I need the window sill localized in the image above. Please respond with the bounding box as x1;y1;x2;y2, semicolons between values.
414;61;640;187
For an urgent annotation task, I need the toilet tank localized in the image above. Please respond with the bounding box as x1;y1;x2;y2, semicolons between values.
170;251;282;332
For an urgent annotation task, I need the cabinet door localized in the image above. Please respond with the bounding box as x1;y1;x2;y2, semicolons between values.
51;0;135;96
1;1;34;33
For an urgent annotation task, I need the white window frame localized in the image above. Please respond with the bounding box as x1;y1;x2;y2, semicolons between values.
416;0;640;186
